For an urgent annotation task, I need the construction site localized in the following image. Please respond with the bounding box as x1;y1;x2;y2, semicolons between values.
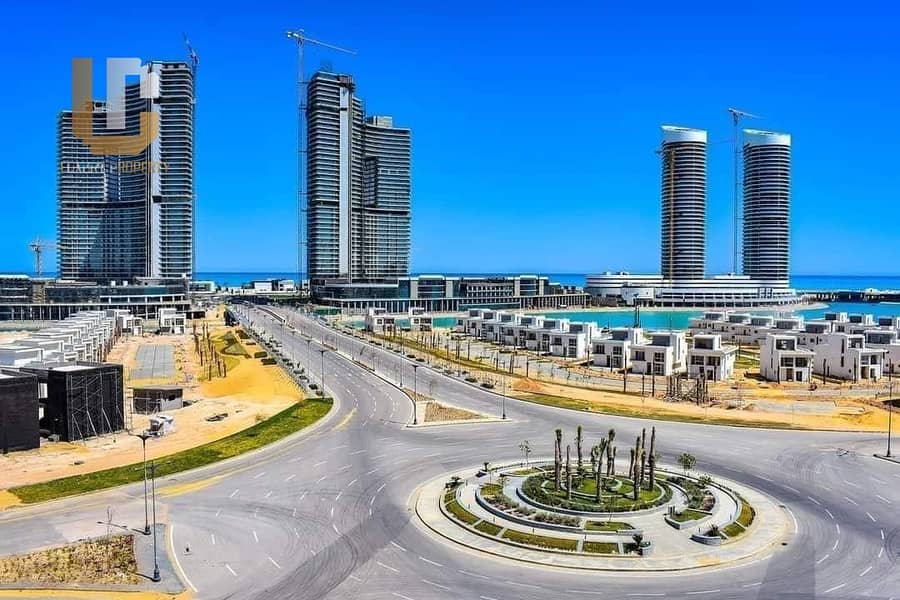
0;306;303;495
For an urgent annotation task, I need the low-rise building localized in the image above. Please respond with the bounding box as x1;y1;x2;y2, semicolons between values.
364;308;397;334
0;368;40;452
760;334;814;383
687;334;737;381
629;331;687;376
592;327;644;370
158;308;186;335
864;329;900;374
812;333;884;381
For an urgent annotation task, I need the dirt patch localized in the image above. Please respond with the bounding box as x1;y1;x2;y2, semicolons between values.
424;402;481;422
0;535;138;585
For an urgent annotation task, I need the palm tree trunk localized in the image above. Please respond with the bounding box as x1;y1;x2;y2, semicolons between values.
566;445;572;499
576;425;583;474
648;427;657;491
554;429;562;491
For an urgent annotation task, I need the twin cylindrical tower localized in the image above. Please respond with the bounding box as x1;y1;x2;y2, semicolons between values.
659;125;791;283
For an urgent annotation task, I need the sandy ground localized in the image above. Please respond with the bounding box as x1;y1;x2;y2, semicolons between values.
0;332;28;345
509;377;889;431
0;311;301;492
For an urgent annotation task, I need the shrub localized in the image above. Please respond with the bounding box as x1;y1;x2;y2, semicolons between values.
474;521;502;536
465;376;477;383
253;351;267;358
480;382;495;389
502;530;577;551
446;500;478;525
260;358;277;365
584;541;619;554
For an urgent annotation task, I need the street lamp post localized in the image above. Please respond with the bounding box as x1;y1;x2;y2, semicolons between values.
887;362;894;457
132;432;152;535
319;349;327;396
501;372;507;420
149;460;160;582
412;364;419;425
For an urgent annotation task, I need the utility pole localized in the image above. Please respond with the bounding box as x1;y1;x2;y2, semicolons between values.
132;432;152;535
412;364;419;425
285;29;355;290
887;362;894;457
727;107;761;275
319;349;327;396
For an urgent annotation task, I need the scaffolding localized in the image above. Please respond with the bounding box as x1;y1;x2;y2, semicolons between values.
46;365;125;443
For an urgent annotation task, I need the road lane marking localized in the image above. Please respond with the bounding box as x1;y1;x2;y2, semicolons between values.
816;553;830;565
316;475;327;484
860;566;872;577
686;591;720;596
825;508;834;520
881;529;885;540
506;581;540;589
253;471;266;479
351;449;366;455
823;583;846;594
210;534;216;545
349;574;362;582
392;594;415;600
330;506;334;518
376;483;386;492
782;485;800;494
741;582;762;588
335;491;343;501
215;509;221;517
876;494;892;505
225;564;237;577
866;512;877;522
299;491;308;501
807;496;821;505
366;468;379;475
293;527;299;538
844;480;860;488
836;523;840;535
844;497;858;506
332;523;340;535
832;538;839;551
253;530;259;543
391;541;407;552
285;474;296;482
314;460;327;467
568;590;603;595
265;490;273;499
423;579;449;590
229;488;240;498
377;561;399;573
339;464;352;471
268;557;281;569
878;546;884;558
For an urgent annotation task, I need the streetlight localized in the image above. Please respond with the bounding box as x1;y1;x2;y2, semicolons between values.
319;349;327;396
501;372;507;420
412;364;419;425
131;431;152;535
887;361;894;457
148;460;160;582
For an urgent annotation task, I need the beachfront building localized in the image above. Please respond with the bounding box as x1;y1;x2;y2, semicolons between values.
687;334;737;381
456;310;593;358
407;307;434;332
811;333;884;381
760;334;814;383
629;331;687;376
591;328;645;370
864;329;900;374
364;308;396;334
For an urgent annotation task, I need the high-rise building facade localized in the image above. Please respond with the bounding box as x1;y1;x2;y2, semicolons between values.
742;129;791;283
660;126;707;280
306;71;410;284
58;61;194;281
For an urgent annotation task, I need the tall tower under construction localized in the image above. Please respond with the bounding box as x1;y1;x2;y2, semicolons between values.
742;129;791;283
660;125;707;280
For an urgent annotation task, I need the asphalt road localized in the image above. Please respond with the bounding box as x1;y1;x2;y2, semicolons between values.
1;304;897;600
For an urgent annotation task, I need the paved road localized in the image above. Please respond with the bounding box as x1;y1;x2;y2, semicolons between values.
1;304;897;599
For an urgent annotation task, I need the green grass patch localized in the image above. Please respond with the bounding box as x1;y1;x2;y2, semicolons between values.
722;522;745;537
445;500;479;525
443;489;457;504
736;498;755;528
480;483;502;498
670;508;708;523
474;520;502;536
219;332;249;357
583;541;620;554
585;520;633;532
501;529;577;551
508;468;542;476
10;399;333;504
522;474;671;512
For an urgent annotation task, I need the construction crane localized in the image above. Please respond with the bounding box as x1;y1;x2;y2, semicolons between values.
727;107;761;276
28;238;57;279
183;33;199;73
285;29;355;288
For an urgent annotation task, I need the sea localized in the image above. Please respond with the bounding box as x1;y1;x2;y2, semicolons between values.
187;272;900;331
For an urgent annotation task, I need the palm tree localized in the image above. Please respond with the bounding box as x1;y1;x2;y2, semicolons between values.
639;428;647;485
647;427;657;491
590;443;599;477
606;428;616;477
554;428;563;490
632;435;642;501
576;425;584;474
565;444;573;499
595;438;608;503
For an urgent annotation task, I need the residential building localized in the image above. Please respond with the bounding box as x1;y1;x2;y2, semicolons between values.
742;130;791;283
660;126;707;280
0;369;40;452
629;331;687;376
811;333;884;381
306;72;410;285
58;60;194;281
687;334;737;381
592;327;644;370
760;334;814;382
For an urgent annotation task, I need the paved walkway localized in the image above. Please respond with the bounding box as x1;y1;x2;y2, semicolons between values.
132;345;175;380
413;465;790;571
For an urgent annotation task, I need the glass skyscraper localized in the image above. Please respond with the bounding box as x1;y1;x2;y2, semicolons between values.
306;71;411;284
57;60;194;281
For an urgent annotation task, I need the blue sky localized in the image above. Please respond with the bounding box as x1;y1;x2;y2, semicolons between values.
0;1;897;275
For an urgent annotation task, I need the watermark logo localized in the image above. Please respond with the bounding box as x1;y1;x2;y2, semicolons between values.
71;58;159;156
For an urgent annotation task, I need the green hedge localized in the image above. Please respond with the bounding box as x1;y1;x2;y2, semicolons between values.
474;520;502;536
446;500;479;525
583;541;620;554
502;529;577;551
11;399;333;504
